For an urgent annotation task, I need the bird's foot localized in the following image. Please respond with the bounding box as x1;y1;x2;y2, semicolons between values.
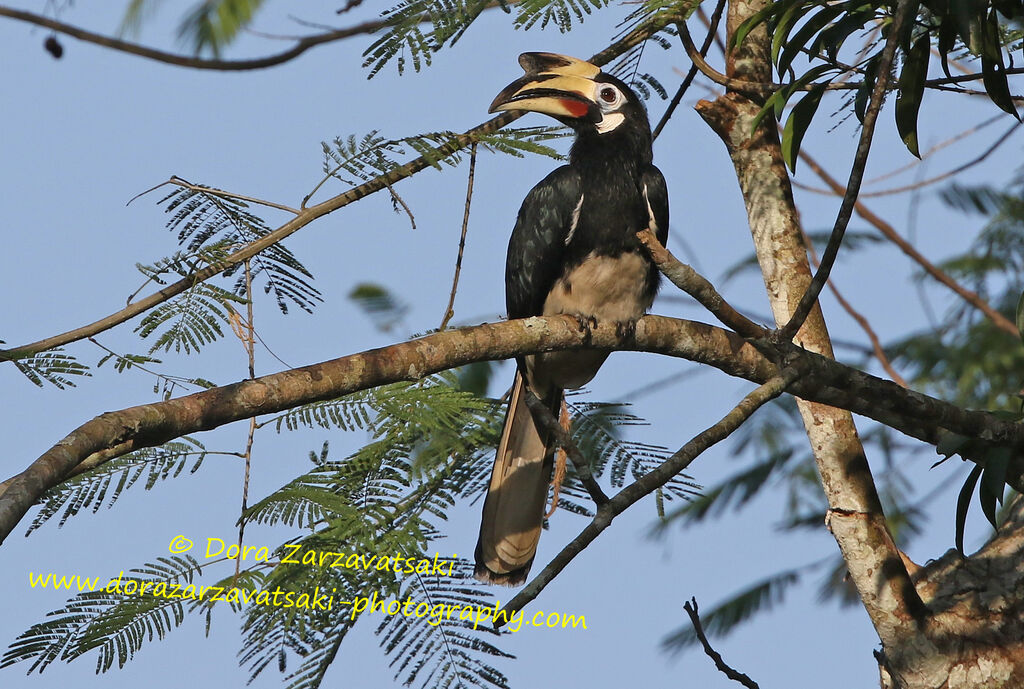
614;319;638;341
571;314;598;342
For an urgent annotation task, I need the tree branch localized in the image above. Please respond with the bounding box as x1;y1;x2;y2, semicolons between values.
522;389;609;506
5;315;1024;547
637;228;766;339
797;149;1019;338
697;0;926;656
684;597;761;689
0;5;391;70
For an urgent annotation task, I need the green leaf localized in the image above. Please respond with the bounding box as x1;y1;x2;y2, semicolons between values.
895;34;930;158
770;0;812;70
955;464;983;555
777;3;847;77
979;448;1010;529
732;0;803;50
782;83;828;172
979;10;1020;118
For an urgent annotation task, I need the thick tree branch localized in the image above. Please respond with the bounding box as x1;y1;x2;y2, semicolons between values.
697;0;925;658
6;315;1024;547
497;369;798;623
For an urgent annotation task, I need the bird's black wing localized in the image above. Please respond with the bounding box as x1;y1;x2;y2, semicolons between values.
642;165;669;246
506;166;583;319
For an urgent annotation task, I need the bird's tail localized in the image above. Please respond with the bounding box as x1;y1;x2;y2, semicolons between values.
474;371;560;586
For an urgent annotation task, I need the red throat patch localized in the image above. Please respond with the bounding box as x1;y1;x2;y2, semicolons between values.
560;99;590;118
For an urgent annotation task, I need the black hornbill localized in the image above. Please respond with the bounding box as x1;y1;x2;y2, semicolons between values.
474;53;670;585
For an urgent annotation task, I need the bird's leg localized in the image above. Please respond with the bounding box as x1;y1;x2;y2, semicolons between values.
545;398;571;519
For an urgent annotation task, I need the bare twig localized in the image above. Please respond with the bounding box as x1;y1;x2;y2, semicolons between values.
440;144;477;330
522;389;609;506
0;5;392;71
497;369;798;624
234;260;257;580
637;228;766;339
797;223;908;387
164;176;301;215
684;597;761;689
792;116;1021;198
797;150;1019;338
652;0;726;140
779;0;918;340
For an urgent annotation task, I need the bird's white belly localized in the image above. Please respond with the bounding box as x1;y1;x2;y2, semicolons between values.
542;250;652;322
527;251;651;394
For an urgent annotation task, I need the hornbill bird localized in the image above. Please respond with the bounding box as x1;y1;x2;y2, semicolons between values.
474;53;669;585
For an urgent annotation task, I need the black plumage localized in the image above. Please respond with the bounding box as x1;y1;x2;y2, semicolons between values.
475;54;669;586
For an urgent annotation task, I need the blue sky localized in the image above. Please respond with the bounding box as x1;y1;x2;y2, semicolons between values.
1;2;1021;688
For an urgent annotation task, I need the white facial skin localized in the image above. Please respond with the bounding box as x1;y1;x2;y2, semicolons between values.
593;82;626;133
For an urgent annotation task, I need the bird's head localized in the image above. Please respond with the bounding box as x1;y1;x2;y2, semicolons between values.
489;52;648;138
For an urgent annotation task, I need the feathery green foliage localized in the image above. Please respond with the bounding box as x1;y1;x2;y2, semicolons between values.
159;185;322;314
3;556;204;674
4;345;90;389
26;438;207;536
376;561;512;689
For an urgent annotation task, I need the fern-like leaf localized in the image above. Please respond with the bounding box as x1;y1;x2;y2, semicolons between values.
27;439;207;536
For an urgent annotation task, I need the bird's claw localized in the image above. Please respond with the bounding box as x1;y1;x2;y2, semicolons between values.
614;319;637;341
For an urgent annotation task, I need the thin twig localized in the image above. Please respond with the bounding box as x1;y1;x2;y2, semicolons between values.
164;176;301;215
797;149;1019;337
234;260;257;581
522;389;609;506
652;0;726;140
497;369;799;625
0;5;392;71
797;225;908;387
779;0;918;341
792;115;1021;198
440;144;477;330
637;229;766;339
684;597;761;689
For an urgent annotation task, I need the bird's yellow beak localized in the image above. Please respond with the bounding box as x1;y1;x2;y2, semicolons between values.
489;52;602;119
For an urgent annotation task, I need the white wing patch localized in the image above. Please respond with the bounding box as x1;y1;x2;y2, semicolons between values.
642;183;657;233
565;193;584;246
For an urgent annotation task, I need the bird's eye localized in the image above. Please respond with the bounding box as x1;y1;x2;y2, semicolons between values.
599;86;621;106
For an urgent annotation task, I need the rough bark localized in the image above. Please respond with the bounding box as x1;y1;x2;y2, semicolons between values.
6;314;1024;550
693;0;1024;685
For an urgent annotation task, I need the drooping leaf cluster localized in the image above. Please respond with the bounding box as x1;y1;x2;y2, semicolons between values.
735;0;1022;169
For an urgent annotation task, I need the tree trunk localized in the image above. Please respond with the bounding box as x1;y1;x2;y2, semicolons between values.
689;0;1024;685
